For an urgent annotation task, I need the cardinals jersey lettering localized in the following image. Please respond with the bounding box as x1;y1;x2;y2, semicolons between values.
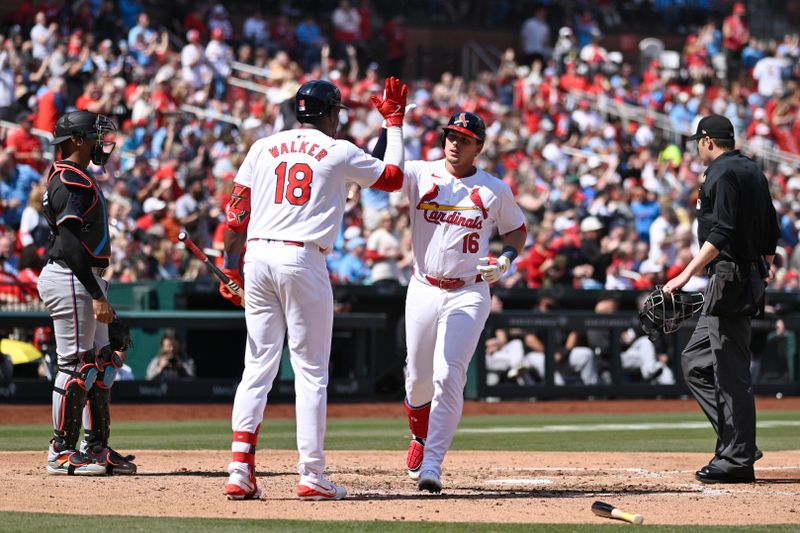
235;128;386;249
404;159;525;279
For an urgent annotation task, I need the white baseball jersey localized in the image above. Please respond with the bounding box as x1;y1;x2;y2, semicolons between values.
235;128;386;249
403;159;526;280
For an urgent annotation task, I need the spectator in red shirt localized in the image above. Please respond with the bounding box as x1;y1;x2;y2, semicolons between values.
519;227;556;288
4;113;44;172
723;2;749;84
383;15;407;78
15;244;43;299
136;197;167;232
32;77;66;134
559;61;587;92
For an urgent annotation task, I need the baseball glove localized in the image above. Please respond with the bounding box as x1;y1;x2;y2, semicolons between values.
107;315;133;352
639;287;704;341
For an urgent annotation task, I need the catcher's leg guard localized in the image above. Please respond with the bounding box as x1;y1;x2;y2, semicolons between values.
82;384;137;475
48;355;105;476
226;426;261;500
52;353;96;450
405;399;430;478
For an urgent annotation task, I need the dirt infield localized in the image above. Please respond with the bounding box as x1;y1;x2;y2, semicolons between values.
1;450;799;525
2;398;800;525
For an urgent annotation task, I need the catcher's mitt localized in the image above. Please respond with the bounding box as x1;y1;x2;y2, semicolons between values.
639;287;704;341
108;315;133;352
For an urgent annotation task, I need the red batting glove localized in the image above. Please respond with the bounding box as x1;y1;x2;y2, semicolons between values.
219;268;244;307
370;76;408;127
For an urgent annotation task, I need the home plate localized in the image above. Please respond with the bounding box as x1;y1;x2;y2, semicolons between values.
486;478;554;485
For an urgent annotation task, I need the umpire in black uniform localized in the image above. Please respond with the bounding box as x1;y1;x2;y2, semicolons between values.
38;110;136;475
663;115;779;484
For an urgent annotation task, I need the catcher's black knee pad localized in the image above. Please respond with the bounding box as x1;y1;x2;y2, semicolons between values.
95;346;123;389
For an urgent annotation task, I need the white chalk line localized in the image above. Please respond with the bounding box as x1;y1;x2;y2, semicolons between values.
485;479;553;485
504;466;800;472
483;466;800;497
459;420;800;434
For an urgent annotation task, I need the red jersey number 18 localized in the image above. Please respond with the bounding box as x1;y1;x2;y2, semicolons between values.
275;162;313;205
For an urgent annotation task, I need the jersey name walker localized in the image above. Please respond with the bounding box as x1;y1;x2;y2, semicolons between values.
404;159;525;280
235;128;386;249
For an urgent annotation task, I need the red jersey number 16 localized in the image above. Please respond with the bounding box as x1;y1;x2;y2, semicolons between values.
462;232;479;254
275;162;313;205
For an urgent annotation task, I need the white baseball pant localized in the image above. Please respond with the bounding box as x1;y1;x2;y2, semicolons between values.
404;276;490;476
230;240;333;481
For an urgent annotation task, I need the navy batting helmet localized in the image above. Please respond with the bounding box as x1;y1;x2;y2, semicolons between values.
442;111;486;145
295;80;349;121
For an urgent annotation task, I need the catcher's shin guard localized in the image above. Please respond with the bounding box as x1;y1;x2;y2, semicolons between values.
81;385;137;474
83;385;112;447
52;353;96;451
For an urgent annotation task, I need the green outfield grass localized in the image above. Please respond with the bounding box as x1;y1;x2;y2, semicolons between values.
0;513;798;532
2;410;798;453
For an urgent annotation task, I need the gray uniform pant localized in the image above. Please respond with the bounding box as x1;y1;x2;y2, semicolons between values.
681;314;756;471
38;261;109;441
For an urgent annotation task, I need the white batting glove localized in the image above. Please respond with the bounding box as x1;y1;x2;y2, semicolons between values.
477;256;510;283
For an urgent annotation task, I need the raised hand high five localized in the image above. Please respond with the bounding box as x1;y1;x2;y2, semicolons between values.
370;76;408;128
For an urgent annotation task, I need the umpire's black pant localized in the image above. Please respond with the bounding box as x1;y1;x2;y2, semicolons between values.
681;314;757;472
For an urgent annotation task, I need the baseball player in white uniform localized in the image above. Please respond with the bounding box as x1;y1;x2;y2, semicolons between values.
219;77;408;500
375;111;527;492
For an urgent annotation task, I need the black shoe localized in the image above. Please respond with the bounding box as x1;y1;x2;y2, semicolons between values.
695;465;755;484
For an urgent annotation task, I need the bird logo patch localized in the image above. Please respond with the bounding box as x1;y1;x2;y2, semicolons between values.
453;113;468;127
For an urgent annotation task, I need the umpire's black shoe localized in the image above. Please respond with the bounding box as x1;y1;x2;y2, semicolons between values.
695;465;755;484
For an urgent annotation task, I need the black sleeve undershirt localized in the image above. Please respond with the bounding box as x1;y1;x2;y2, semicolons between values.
372;128;388;160
59;219;104;300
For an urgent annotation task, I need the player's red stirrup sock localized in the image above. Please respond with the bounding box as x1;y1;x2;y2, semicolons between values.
231;425;260;481
405;399;430;473
404;399;430;440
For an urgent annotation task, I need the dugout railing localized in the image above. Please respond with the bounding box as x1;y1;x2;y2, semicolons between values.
0;310;387;403
475;311;800;400
1;306;798;403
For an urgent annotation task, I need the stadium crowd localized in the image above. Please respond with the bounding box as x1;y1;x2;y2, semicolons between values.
0;0;799;311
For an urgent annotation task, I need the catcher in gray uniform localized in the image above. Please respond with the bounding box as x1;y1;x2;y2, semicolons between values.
37;110;136;475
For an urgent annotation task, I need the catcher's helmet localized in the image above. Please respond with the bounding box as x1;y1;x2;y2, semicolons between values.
295;80;348;121
442;111;486;144
50;110;116;145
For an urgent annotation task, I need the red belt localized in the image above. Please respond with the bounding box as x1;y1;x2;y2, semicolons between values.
424;274;483;290
250;238;325;252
